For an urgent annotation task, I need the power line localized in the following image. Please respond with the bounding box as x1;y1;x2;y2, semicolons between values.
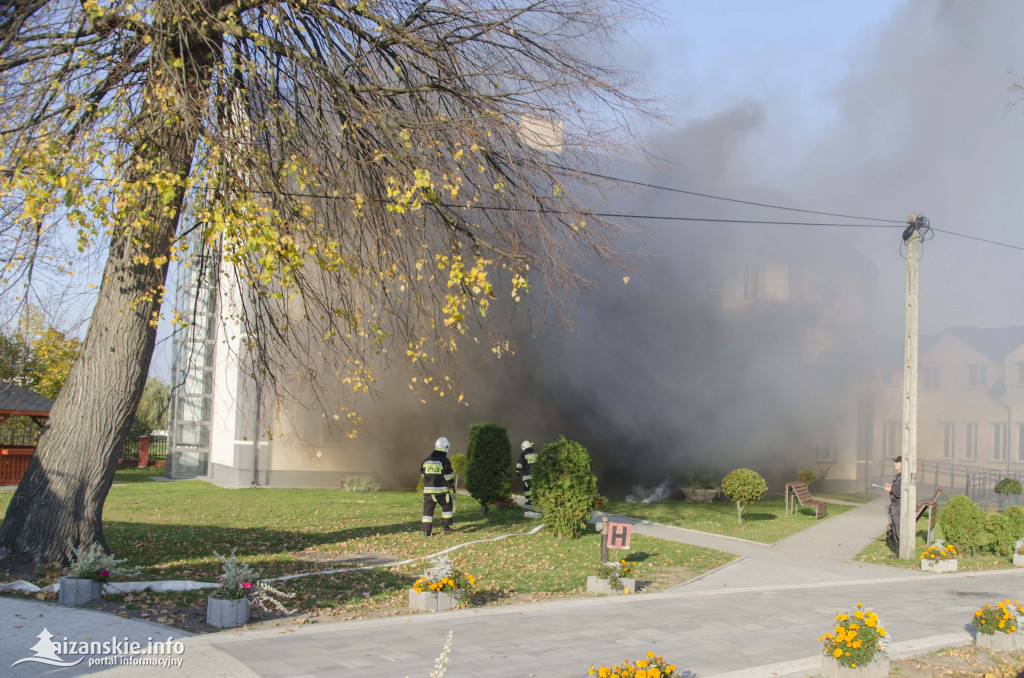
222;187;904;229
930;227;1024;253
566;168;906;224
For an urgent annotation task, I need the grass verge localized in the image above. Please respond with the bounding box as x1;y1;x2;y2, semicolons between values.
0;482;734;629
605;497;853;544
855;516;1018;571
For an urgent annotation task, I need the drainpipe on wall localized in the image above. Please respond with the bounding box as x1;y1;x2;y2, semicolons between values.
251;370;262;487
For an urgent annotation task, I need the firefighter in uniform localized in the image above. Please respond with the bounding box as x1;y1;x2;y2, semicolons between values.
516;440;539;505
421;437;456;536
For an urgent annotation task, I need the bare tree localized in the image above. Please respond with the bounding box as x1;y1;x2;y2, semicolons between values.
0;0;653;564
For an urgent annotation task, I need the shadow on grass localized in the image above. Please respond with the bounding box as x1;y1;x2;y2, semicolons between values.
103;510;535;577
740;512;776;522
623;551;654;563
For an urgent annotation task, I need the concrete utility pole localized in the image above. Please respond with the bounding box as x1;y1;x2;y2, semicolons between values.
899;214;928;559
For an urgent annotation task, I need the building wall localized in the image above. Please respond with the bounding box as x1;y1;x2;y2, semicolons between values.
873;333;1023;478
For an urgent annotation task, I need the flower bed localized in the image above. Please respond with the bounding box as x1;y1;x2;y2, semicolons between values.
819;603;889;674
409;555;476;611
920;540;958;572
590;651;677;678
972;599;1023;651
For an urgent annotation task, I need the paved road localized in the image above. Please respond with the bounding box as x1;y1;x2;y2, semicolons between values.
4;496;1020;678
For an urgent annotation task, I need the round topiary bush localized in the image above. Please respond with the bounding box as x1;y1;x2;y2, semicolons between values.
994;477;1023;495
721;468;767;525
798;469;816;486
938;494;985;554
465;422;513;515
531;436;598;539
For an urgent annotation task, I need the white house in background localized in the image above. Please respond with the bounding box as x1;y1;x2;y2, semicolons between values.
874;326;1024;475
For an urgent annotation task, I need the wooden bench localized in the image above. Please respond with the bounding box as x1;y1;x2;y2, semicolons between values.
784;481;828;519
916;487;942;544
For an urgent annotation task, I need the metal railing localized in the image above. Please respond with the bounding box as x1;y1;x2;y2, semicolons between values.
869;459;1024;507
117;435;168;466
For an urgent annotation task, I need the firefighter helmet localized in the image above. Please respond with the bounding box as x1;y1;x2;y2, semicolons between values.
434;437;451;454
521;440;533;451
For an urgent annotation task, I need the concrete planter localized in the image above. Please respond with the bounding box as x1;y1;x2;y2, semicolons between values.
586;576;636;595
408;588;460;611
1012;552;1024;567
821;652;889;678
207;595;249;627
975;631;1017;652
58;576;102;606
681;487;719;503
920;558;957;573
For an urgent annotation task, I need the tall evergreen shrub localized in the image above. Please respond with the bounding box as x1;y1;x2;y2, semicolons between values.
465;422;513;515
938;494;985;554
1004;505;1024;541
531;436;598;539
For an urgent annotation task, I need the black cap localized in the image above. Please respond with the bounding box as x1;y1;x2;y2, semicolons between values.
892;456;902;463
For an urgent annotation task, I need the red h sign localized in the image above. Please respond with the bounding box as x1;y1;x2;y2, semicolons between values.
606;522;631;550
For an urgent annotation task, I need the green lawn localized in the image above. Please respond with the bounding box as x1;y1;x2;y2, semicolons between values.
856;515;1019;572
605;497;854;544
0;477;735;616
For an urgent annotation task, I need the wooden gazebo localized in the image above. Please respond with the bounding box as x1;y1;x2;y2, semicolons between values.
0;381;53;485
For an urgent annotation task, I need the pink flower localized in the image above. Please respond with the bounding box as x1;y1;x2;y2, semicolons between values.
100;570;110;578
242;582;253;589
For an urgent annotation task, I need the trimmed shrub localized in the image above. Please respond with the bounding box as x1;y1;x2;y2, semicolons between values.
450;453;468;490
343;475;381;492
984;509;1016;557
797;469;816;486
938;494;985;554
465;422;513;515
416;475;424;493
1004;505;1024;541
531;436;598;539
994;477;1023;495
721;468;767;525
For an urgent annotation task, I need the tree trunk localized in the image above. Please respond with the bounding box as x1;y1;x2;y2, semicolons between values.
736;501;743;525
0;32;218;566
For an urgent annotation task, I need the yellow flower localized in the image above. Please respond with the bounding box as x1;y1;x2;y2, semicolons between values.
834;649;843;658
598;668;610;678
636;661;648;669
878;629;887;637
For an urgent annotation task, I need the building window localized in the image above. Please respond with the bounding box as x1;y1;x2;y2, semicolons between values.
816;433;833;461
994;423;1007;461
920;367;940;389
883;421;901;458
942;422;955;459
968;364;987;387
744;263;761;299
1019;423;1024;462
965;422;978;460
882;369;899;386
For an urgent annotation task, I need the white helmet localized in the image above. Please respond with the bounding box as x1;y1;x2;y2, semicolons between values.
434;437;451;454
521;440;534;451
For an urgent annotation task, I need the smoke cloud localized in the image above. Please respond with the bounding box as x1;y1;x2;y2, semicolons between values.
305;1;1024;497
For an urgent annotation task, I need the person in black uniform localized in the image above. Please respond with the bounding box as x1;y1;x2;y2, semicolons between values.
885;456;902;550
516;440;539;506
421;437;456;536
